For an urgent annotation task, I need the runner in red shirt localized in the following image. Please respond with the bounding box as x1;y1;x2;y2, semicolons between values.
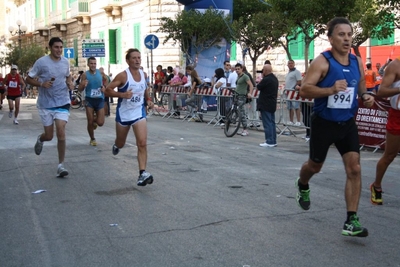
4;65;26;124
0;73;5;110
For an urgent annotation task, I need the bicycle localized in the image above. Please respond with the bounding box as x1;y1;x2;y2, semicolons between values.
224;88;246;137
70;87;83;109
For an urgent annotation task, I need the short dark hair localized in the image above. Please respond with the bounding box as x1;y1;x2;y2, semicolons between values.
87;57;96;63
125;48;140;60
264;60;271;65
49;37;63;47
167;66;173;72
235;63;243;69
327;17;352;37
366;63;372;69
223;60;230;66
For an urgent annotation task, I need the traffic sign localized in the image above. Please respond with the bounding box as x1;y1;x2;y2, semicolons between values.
81;39;105;58
144;34;159;50
64;48;74;59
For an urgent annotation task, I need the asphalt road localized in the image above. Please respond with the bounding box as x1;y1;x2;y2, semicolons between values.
0;99;399;267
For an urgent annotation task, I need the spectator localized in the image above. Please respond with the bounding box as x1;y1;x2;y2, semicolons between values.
257;64;279;147
170;69;188;117
243;65;258;127
153;65;165;102
375;62;382;92
234;63;254;136
365;62;376;92
165;66;174;85
213;68;227;124
378;58;392;77
285;60;302;126
185;68;202;121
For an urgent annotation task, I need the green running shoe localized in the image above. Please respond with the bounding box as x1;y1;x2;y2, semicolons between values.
342;215;368;237
295;177;310;210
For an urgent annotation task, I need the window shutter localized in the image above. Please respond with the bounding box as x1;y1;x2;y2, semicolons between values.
116;27;122;64
99;31;105;66
73;38;78;67
231;41;237;61
109;29;117;64
133;23;141;50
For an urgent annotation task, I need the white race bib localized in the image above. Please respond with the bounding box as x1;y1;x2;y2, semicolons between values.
9;81;18;88
90;87;102;98
327;87;354;109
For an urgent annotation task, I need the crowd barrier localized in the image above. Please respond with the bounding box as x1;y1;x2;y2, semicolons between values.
278;89;313;139
153;85;313;137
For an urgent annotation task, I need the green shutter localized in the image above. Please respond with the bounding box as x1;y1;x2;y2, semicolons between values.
133;23;141;50
116;27;122;64
68;0;76;7
288;27;314;60
73;38;78;67
109;29;117;64
35;0;40;18
99;31;105;66
231;41;237;61
51;0;57;11
62;0;67;19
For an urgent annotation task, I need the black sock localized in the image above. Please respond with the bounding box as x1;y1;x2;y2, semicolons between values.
347;211;356;222
139;170;145;175
298;180;309;190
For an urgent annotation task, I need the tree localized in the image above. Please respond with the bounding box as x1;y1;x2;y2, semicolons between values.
350;0;395;57
0;43;45;74
268;0;356;70
232;10;290;78
157;8;232;66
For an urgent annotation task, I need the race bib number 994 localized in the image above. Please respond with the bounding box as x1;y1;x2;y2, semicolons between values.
327;87;354;109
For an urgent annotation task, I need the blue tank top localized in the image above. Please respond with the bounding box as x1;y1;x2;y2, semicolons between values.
314;51;360;122
85;70;104;99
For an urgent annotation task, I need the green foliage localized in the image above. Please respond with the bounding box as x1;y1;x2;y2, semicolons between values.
0;43;45;74
350;0;395;56
268;0;356;69
157;8;232;65
232;0;270;22
232;9;291;77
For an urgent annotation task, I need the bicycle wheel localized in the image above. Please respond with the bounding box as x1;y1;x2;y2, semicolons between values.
70;93;82;109
224;109;241;137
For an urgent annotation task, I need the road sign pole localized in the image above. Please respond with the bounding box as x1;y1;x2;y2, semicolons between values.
150;50;154;86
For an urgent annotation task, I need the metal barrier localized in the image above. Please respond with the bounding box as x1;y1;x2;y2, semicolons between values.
278;89;313;138
208;87;233;126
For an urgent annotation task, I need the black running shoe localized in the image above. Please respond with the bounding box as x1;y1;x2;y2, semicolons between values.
295;177;310;210
112;144;120;155
342;215;368;237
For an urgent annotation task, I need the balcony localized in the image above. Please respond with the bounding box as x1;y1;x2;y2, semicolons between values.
71;0;91;24
103;0;122;17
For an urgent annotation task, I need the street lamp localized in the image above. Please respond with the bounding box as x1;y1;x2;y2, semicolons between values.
8;20;27;50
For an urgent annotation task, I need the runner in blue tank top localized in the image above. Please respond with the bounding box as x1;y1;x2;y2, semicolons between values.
105;48;155;186
295;17;375;238
78;57;106;146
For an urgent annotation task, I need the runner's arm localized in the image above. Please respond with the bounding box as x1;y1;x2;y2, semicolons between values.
376;60;400;98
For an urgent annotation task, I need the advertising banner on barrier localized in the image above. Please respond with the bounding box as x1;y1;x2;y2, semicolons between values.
355;97;391;150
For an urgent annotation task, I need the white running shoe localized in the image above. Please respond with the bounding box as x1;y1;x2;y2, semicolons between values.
260;143;277;147
57;164;69;178
13;119;18;125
